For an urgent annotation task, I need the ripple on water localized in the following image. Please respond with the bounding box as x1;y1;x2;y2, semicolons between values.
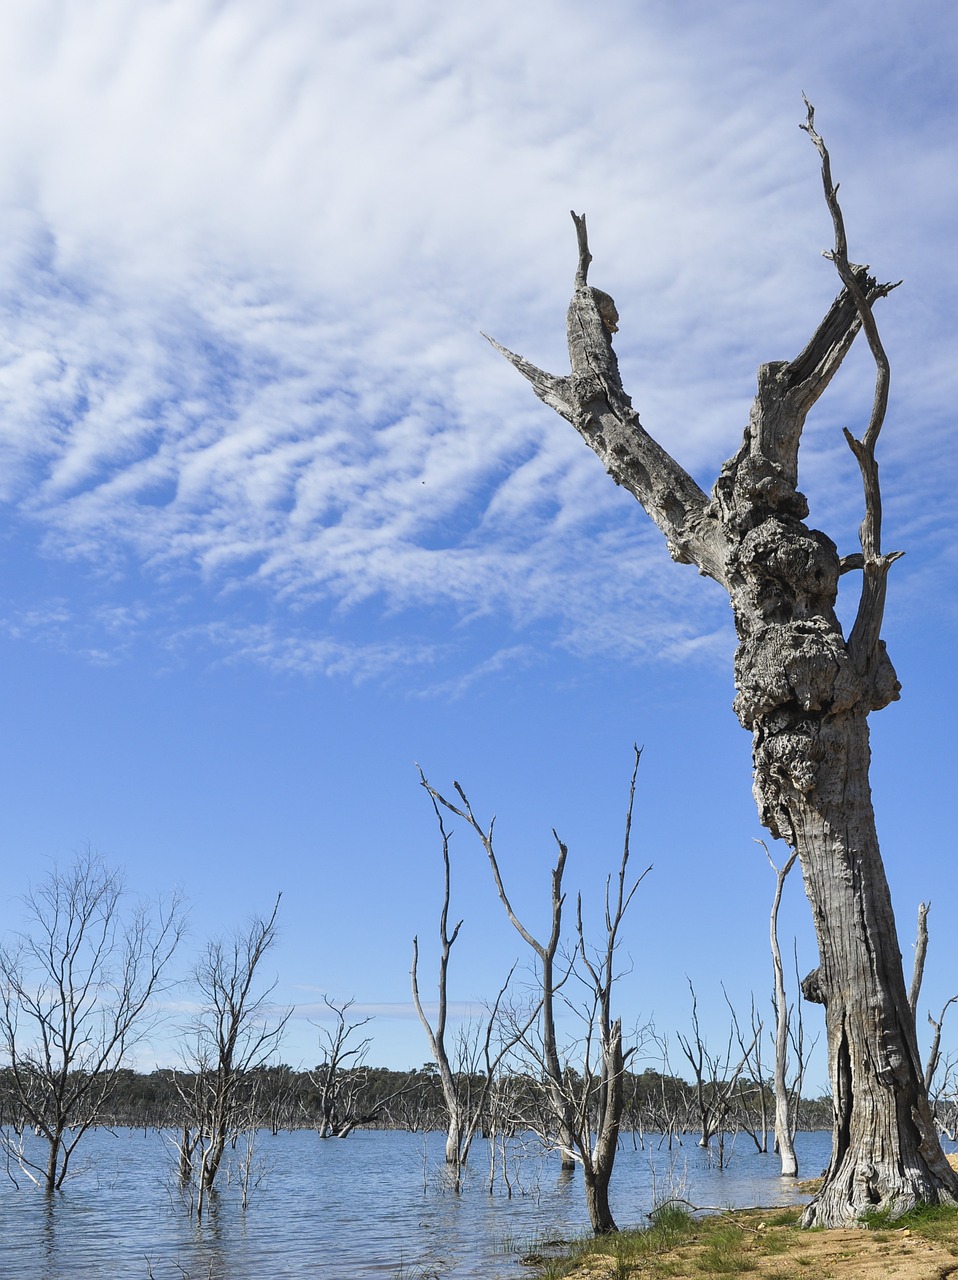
0;1127;840;1279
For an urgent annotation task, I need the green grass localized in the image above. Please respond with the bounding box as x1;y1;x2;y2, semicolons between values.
527;1204;702;1278
649;1203;697;1232
858;1200;958;1237
530;1198;958;1279
493;1227;571;1266
527;1205;817;1279
764;1210;801;1228
694;1224;758;1273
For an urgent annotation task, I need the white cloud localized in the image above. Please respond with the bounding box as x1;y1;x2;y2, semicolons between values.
0;0;954;677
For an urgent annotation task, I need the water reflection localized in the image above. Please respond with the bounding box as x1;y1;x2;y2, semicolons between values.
0;1127;837;1279
40;1192;59;1277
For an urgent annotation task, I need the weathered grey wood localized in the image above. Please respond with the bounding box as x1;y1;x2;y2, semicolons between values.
762;842;799;1177
424;749;649;1233
410;788;466;1171
909;901;930;1018
411;779;535;1183
420;776;578;1171
491;107;958;1227
572;746;650;1233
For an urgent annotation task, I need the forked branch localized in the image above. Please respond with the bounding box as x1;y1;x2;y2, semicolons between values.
486;215;729;584
801;99;904;685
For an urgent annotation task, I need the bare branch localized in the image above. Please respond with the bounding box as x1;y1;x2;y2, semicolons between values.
0;851;185;1191
482;333;575;422
909;901;931;1017
801;98;904;690
926;996;958;1094
487;218;729;584
420;766;576;1169
572;210;592;286
177;894;288;1216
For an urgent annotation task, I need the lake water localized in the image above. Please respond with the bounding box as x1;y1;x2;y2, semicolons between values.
0;1127;837;1278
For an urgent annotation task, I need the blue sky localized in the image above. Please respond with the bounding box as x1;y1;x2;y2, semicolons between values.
0;0;955;1084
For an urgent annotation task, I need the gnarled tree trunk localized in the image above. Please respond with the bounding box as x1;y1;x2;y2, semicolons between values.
490;106;958;1226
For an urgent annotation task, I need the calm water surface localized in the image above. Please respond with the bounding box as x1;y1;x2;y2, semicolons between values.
0;1128;837;1279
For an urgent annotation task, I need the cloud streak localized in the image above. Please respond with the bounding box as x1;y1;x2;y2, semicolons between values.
0;0;954;680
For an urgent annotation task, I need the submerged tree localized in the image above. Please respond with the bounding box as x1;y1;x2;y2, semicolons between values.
311;996;375;1138
310;997;416;1137
565;752;650;1234
675;981;760;1165
424;746;649;1234
0;850;184;1191
410;784;531;1187
175;895;289;1217
418;775;577;1172
488;104;958;1225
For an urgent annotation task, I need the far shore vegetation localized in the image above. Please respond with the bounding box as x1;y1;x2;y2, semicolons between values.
1;1062;836;1137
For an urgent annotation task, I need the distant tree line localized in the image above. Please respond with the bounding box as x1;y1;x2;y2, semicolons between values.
0;1060;836;1138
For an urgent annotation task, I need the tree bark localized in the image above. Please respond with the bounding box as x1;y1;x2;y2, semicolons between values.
583;1172;617;1237
582;1019;625;1235
784;710;955;1222
491;110;958;1226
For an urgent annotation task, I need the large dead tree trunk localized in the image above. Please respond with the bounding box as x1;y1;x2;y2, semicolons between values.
489;104;958;1227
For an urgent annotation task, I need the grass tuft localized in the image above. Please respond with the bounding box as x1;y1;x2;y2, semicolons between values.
649;1202;695;1232
531;1197;958;1279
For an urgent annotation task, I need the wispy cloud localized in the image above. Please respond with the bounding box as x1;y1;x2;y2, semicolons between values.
0;0;954;679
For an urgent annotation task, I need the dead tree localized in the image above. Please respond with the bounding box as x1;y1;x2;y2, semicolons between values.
311;997;376;1138
521;749;650;1234
419;773;578;1170
926;997;958;1096
899;902;958;1109
410;787;529;1186
488;103;958;1225
0;850;184;1192
910;907;958;1115
727;992;770;1155
759;839;800;1176
676;981;760;1167
176;895;289;1218
926;1009;958;1142
570;757;651;1235
420;749;647;1231
908;901;931;1020
410;789;467;1171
